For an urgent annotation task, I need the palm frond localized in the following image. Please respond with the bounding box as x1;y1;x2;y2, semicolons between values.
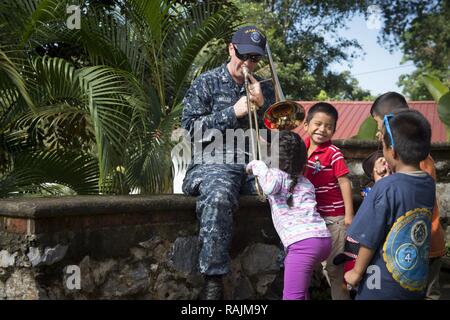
169;1;238;105
0;0;243;196
21;0;66;45
0;149;99;197
0;47;35;110
127;0;238;110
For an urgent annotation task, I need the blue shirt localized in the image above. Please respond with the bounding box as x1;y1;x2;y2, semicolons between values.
348;172;435;300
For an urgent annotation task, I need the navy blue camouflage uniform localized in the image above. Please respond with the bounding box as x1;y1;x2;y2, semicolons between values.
182;63;275;275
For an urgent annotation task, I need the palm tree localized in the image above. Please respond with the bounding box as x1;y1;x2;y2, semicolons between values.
0;0;239;196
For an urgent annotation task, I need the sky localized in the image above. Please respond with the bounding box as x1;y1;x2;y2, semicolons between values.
330;14;416;97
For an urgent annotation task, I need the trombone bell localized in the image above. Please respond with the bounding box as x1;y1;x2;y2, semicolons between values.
264;101;305;130
263;42;305;131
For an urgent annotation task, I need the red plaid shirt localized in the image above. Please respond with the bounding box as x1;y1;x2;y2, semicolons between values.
304;137;349;217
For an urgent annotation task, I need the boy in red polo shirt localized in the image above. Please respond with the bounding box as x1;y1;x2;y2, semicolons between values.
304;102;354;300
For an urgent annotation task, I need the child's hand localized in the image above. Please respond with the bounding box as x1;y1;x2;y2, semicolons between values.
344;268;363;289
246;162;254;175
373;157;390;182
344;215;353;227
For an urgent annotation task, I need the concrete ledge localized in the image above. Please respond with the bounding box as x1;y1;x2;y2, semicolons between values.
0;195;270;219
0;194;363;259
0;195;278;259
0;193;446;299
334;140;450;161
0;195;270;236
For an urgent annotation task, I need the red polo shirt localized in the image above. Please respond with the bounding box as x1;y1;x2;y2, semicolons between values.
304;137;349;217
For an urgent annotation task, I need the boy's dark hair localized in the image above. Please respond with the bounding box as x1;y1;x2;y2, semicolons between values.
370;92;409;117
306;102;338;130
278;131;307;207
382;110;431;165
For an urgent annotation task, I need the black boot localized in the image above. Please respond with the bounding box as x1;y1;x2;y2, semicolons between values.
199;275;224;300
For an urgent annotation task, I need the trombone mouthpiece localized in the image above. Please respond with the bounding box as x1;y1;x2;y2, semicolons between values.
242;67;249;78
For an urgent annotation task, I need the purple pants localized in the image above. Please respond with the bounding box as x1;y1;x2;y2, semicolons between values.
283;237;332;300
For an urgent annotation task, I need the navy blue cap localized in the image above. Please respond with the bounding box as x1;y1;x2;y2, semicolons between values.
231;26;266;56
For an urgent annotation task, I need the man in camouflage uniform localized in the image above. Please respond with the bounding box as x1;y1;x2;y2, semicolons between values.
181;26;275;299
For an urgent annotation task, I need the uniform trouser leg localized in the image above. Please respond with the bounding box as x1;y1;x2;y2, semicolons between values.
183;164;244;275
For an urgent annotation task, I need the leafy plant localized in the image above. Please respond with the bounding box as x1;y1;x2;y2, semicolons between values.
0;0;239;196
351;116;378;140
422;74;450;140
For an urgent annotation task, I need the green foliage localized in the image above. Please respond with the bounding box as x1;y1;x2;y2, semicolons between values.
234;0;372;101
397;69;449;101
0;150;99;197
422;74;450;141
315;90;329;101
351;116;378;140
437;92;450;140
0;48;35;110
373;0;449;100
375;0;449;69
422;74;449;102
0;0;238;196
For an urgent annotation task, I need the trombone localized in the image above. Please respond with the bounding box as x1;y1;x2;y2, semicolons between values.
243;42;306;201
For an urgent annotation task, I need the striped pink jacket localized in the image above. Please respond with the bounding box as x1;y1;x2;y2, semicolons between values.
247;160;331;248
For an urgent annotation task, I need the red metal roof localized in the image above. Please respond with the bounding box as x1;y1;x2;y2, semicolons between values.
292;101;447;142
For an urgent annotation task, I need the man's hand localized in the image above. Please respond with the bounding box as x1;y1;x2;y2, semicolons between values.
246;73;264;109
233;96;249;118
373;157;390;182
344;268;363;289
234;74;265;118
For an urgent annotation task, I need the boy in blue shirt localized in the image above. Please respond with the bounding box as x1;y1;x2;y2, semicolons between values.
344;110;435;299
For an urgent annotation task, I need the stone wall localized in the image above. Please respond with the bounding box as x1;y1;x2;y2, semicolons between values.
0;196;291;300
0;141;449;300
